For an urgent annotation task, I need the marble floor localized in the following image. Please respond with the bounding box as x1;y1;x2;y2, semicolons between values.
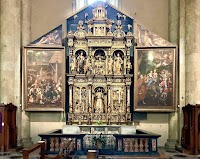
0;148;200;159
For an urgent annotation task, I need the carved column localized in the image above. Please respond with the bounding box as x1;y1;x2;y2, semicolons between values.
0;0;20;103
185;0;200;103
21;0;33;147
0;0;21;147
106;56;109;74
123;86;127;113
165;0;179;151
69;85;73;113
108;86;111;106
88;85;92;112
126;85;130;112
123;56;127;75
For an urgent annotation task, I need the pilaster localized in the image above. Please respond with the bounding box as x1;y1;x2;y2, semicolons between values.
21;0;33;147
165;0;179;152
0;0;23;148
176;0;186;150
0;0;21;103
185;0;200;104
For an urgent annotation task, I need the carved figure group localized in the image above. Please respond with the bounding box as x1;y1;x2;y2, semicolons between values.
70;52;126;75
95;56;105;75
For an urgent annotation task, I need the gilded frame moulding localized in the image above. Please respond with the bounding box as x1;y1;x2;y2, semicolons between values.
23;46;65;111
134;46;177;112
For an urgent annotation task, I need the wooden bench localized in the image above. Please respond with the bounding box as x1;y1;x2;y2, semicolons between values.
22;141;45;159
22;139;73;159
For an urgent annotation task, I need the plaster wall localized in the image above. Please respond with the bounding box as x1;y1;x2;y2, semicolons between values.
136;114;169;147
121;0;168;40
30;112;66;142
30;0;169;147
31;0;168;41
31;0;73;41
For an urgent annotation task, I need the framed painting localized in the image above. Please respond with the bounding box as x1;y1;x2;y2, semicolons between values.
24;46;65;111
134;46;177;112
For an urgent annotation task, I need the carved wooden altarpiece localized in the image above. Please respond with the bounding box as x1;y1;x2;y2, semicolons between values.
67;3;133;124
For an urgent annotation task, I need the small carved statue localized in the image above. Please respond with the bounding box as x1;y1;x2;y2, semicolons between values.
114;53;123;74
68;115;72;125
117;113;121;125
77;20;85;30
78;116;82;125
84;57;93;75
126;59;132;74
70;59;76;74
107;114;111;125
87;114;92;125
107;105;111;113
115;20;122;30
87;24;92;34
107;57;113;74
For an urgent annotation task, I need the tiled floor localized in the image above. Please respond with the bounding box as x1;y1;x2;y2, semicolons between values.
0;148;200;159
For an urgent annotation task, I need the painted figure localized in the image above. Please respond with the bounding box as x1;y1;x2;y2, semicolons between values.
137;74;147;105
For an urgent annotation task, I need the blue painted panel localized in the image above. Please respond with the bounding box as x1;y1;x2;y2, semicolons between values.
106;5;133;34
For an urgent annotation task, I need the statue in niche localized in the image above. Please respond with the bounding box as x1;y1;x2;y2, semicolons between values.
114;53;123;74
70;58;76;73
76;51;85;74
94;89;105;113
107;57;113;74
95;55;104;75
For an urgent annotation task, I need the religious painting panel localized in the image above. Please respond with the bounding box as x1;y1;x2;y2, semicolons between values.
24;46;65;111
134;46;177;112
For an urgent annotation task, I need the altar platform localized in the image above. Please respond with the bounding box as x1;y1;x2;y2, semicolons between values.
38;125;161;157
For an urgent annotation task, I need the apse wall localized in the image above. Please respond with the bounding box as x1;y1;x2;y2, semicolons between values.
30;0;169;147
31;0;168;42
122;0;168;40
